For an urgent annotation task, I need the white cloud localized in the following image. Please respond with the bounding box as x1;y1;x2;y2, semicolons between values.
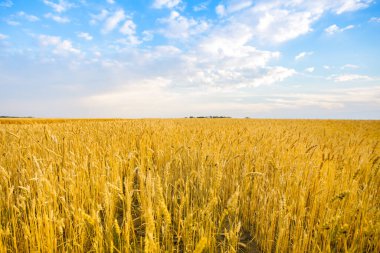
215;2;318;43
0;33;8;40
188;33;288;88
115;37;141;46
85;76;380;119
267;97;344;110
216;1;253;16
341;64;359;69
94;51;101;57
5;11;39;26
0;0;12;7
144;15;293;89
325;24;354;34
269;86;380;111
154;45;182;55
17;11;39;22
255;9;316;43
43;0;74;13
330;74;373;82
39;35;80;55
153;0;181;9
77;32;93;41
198;23;254;57
295;51;313;61
83;78;181;117
305;67;315;73
6;20;19;26
227;0;253;13
102;9;126;34
159;11;209;39
82;77;283;118
215;4;226;17
193;1;210;12
197;22;281;67
93;23;290;90
101;59;125;69
210;0;373;44
90;10;109;25
334;0;373;14
369;17;380;23
106;0;115;4
244;67;296;88
142;30;154;42
120;19;136;35
119;19;141;45
45;13;70;23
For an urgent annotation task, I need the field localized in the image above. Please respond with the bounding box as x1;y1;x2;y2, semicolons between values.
0;119;379;252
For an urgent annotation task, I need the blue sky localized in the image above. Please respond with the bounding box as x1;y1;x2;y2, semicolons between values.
0;0;379;118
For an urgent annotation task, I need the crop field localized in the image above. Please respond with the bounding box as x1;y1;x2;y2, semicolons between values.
0;119;379;252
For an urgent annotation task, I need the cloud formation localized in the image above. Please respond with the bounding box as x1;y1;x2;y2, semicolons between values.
158;11;209;39
330;74;373;82
369;17;380;23
0;0;378;118
39;35;80;55
193;1;210;12
43;0;74;13
45;12;70;23
295;51;313;61
325;24;354;34
102;9;126;33
77;32;93;41
341;64;359;69
153;0;181;9
17;11;40;22
0;0;12;8
0;33;8;40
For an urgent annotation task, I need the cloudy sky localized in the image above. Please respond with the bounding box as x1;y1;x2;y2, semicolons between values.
0;0;379;118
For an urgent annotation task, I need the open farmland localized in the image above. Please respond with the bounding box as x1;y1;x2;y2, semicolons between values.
0;119;379;252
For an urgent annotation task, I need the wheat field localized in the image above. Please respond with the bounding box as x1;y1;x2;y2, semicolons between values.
0;119;379;252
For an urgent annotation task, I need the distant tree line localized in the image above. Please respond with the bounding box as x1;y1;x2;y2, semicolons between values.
0;116;33;118
186;116;232;118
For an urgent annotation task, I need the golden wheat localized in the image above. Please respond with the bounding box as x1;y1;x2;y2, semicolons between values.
0;119;379;252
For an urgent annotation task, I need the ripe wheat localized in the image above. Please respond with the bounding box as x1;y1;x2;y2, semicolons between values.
0;119;379;252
